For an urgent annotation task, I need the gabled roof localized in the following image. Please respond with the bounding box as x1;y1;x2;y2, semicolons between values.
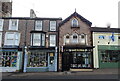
90;27;120;33
59;12;92;27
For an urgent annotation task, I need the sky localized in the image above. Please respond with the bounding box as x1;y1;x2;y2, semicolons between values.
12;0;119;28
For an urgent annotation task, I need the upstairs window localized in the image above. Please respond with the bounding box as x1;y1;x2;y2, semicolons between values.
31;33;45;46
0;19;4;31
49;35;56;47
35;20;42;31
64;35;70;44
71;18;78;27
4;32;20;46
50;21;56;31
80;34;86;45
72;34;78;43
9;19;19;30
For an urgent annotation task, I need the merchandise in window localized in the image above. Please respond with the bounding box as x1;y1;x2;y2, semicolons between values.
28;52;48;67
100;50;120;63
9;19;19;30
49;35;56;47
50;21;56;31
35;21;42;31
1;52;17;67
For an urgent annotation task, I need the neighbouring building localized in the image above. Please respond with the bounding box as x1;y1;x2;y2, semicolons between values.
0;0;12;17
91;27;120;69
0;17;62;72
59;12;94;71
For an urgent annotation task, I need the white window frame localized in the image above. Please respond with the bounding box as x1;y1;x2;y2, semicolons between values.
35;20;42;31
49;35;56;47
0;19;4;31
9;19;19;30
79;34;86;45
0;33;2;47
4;32;20;46
72;34;78;44
33;33;41;46
71;18;78;27
64;34;70;45
50;21;56;31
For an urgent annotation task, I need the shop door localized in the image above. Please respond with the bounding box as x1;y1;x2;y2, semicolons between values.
48;53;55;71
62;52;72;71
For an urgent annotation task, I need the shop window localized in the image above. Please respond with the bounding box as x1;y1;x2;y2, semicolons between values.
9;19;19;31
27;52;48;67
71;18;78;27
0;33;2;47
4;32;20;46
100;50;120;63
49;35;56;47
0;52;17;67
35;20;42;31
50;21;56;31
0;19;4;31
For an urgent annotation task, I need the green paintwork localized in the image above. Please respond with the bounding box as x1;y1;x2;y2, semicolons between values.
98;45;120;68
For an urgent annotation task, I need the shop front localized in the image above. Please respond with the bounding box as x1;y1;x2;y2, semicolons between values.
0;48;23;72
25;47;58;72
62;46;94;71
98;45;120;68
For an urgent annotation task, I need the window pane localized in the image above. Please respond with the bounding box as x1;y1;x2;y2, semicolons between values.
0;19;3;31
50;21;56;31
35;21;42;31
28;52;48;67
9;19;18;30
72;19;78;27
33;33;41;46
50;35;56;46
42;34;45;46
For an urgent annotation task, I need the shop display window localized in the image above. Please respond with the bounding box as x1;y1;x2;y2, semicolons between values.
100;50;120;63
28;52;48;67
0;52;17;67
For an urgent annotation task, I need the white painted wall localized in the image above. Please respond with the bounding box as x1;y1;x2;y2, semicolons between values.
93;32;120;68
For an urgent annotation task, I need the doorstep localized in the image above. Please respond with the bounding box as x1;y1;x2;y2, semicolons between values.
70;69;93;71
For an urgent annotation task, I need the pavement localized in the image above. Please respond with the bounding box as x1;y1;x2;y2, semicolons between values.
1;68;120;80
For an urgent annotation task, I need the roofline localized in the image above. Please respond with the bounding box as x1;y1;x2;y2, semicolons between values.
90;27;120;33
0;17;62;20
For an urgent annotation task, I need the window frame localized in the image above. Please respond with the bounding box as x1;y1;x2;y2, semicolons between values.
9;19;19;31
4;32;20;46
31;33;46;47
0;19;4;31
49;34;56;47
49;21;57;31
35;20;43;31
71;18;78;27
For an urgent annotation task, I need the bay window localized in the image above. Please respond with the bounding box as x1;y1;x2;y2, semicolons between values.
4;32;20;46
31;33;45;46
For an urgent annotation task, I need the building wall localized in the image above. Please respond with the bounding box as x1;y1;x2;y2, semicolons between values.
93;32;120;68
59;16;92;70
